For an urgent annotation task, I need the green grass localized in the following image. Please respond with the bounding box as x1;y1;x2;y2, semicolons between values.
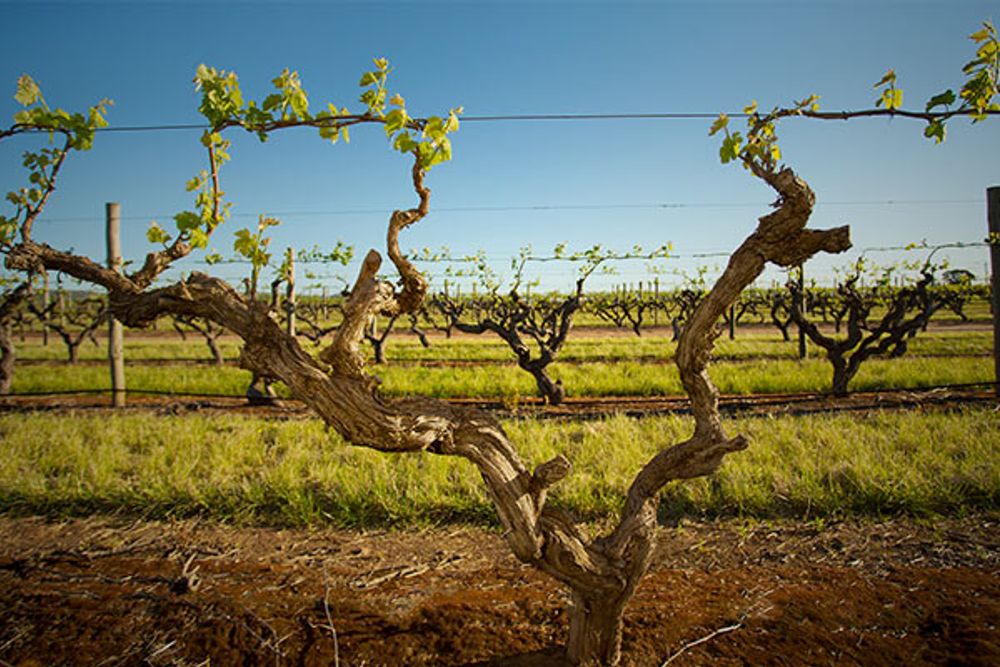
13;329;991;365
12;354;989;399
0;409;996;526
11;364;267;397
15;337;243;363
10;329;991;399
352;330;992;364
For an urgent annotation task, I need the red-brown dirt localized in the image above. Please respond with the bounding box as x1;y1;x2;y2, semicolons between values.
1;514;996;666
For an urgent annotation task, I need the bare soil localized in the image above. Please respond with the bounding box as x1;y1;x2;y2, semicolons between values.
0;514;997;666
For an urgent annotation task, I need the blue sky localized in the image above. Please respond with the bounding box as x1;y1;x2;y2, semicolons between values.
2;0;999;293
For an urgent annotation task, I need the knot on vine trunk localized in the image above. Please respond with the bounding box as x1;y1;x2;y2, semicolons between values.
766;226;852;268
530;454;572;512
383;163;432;317
4;245;42;274
321;250;396;382
682;433;749;479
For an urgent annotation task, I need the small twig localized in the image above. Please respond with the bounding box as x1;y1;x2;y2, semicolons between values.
323;567;340;667
660;622;742;666
0;629;27;654
353;563;430;588
171;552;201;594
145;639;178;660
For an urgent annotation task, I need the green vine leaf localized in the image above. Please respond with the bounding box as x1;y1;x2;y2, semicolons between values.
925;89;957;111
146;221;172;246
874;70;903;110
14;74;42;106
719;132;742;163
708;113;729;136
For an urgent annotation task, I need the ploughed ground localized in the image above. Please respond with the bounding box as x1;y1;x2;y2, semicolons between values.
0;514;996;666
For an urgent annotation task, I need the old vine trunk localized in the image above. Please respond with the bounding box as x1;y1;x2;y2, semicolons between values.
6;160;849;665
0;282;30;396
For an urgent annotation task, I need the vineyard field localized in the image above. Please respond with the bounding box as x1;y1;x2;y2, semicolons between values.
8;326;994;400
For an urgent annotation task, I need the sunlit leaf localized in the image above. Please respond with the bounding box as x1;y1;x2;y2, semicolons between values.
188;227;209;249
925;89;956;111
708;113;729;136
971;27;992;43
719;132;742;163
385;108;409;135
923;120;946;143
174;211;201;232
14;74;41;107
145;221;172;246
873;69;897;88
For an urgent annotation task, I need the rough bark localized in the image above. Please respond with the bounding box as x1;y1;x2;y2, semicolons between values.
408;312;432;348
768;289;794;342
432;284;583;405
0;323;14;395
5;160;849;666
26;294;105;364
207;337;224;366
670;288;704;336
589;292;658;337
565;166;851;664
789;271;941;397
0;282;30;395
173;315;226;366
364;314;398;365
293;296;344;344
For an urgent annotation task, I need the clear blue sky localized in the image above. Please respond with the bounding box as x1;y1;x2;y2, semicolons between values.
2;0;999;293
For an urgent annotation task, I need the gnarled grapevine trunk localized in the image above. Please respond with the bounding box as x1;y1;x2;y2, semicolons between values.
7;158;849;666
0;282;30;396
555;165;850;664
524;363;565;406
0;322;15;395
789;271;941;397
433;282;583;406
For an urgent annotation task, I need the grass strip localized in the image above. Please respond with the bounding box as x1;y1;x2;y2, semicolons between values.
0;409;995;527
12;331;991;364
12;354;989;400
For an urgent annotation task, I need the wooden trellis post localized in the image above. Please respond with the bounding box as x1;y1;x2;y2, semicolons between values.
797;264;807;360
653;277;659;326
285;247;296;337
988;186;1000;396
106;202;126;407
41;271;49;346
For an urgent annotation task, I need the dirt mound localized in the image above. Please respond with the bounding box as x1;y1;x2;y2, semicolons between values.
0;515;996;666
